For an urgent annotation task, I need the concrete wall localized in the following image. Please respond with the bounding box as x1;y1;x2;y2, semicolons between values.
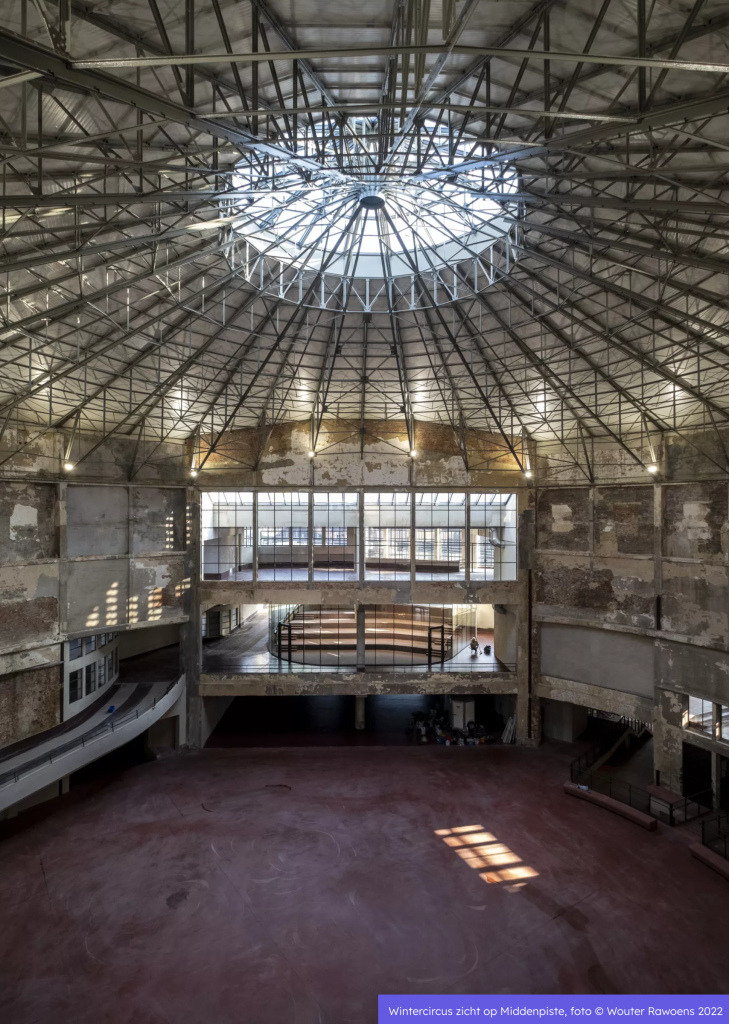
534;475;729;798
542;699;588;743
117;623;180;660
0;664;61;749
540;623;654;699
494;605;518;666
0;471;190;748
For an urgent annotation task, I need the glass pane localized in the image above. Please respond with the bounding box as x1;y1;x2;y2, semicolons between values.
364;494;411;580
202;491;254;581
415;493;465;580
257;492;309;581
686;696;713;736
470;493;517;581
312;493;359;581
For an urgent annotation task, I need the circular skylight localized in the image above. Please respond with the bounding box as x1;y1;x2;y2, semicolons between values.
226;120;517;280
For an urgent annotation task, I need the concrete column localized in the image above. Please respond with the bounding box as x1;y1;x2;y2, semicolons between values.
653;688;685;793
252;490;258;583
410;491;416;581
516;494;535;745
356;603;366;671
358;489;365;583
355;694;366;730
308;490;314;583
57;482;68;720
464;493;471;586
182;487;204;748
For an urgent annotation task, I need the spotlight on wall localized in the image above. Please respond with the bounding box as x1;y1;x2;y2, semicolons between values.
410;449;417;458
63;462;75;471
647;464;658;474
308;450;315;458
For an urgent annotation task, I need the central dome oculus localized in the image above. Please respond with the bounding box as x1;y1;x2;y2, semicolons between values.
228;120;517;280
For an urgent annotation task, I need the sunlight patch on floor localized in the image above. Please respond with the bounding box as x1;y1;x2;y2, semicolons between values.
435;824;538;886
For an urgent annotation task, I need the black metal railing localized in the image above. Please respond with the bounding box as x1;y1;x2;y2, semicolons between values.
0;677;181;791
572;770;713;826
570;714;653;781
701;812;729;860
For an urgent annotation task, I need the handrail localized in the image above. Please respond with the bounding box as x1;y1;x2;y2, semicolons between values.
569;714;653;779
573;769;713;826
701;811;729;860
0;677;181;790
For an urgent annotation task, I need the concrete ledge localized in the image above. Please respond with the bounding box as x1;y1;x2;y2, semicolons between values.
563;781;658;830
690;843;729;881
200;671;517;696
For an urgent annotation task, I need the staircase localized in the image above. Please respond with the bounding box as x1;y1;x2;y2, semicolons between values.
571;713;653;783
274;606;453;664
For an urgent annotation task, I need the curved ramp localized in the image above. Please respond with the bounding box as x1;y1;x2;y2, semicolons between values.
0;676;185;814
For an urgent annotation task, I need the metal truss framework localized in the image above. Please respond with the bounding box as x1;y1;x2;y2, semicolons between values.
0;0;729;478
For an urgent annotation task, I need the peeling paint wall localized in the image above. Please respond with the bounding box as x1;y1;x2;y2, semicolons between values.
535;475;729;796
0;474;189;747
0;483;57;563
0;563;60;652
0;665;61;749
194;420;524;489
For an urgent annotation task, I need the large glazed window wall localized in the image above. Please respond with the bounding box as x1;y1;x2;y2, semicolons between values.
202;492;517;582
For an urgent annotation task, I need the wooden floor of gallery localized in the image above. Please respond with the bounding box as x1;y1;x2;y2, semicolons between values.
1;743;727;1023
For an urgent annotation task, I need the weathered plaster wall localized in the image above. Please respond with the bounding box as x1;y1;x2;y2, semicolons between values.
0;482;57;563
535;475;729;797
537;675;653;722
0;563;60;652
0;665;61;749
200;670;517;698
194;419;525;489
0;473;190;748
0;424;187;483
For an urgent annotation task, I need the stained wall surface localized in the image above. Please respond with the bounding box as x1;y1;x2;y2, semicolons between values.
0;472;189;747
534;476;729;795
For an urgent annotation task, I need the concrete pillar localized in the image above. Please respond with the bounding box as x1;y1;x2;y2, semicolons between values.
653;688;685;793
182;487;204;748
355;694;366;730
308;490;314;582
358;489;365;583
464;493;471;585
410;492;416;581
252;490;258;583
356;603;366;671
57;481;68;721
515;496;535;745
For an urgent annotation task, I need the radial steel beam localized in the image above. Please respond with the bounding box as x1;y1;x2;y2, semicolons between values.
73;46;729;76
0;28;355;183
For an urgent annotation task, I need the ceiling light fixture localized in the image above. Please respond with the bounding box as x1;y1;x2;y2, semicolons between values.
410;449;417;458
647;464;658;474
524;470;532;479
308;450;315;458
63;462;75;471
190;469;198;477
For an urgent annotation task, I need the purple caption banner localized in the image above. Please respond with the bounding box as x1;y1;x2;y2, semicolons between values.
378;996;728;1022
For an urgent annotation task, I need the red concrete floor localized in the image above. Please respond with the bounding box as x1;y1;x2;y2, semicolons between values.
1;744;727;1024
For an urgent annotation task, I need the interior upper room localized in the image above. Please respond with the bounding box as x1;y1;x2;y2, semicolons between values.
201;490;518;581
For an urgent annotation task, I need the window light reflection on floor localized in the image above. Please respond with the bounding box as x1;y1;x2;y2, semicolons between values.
435;824;538;887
